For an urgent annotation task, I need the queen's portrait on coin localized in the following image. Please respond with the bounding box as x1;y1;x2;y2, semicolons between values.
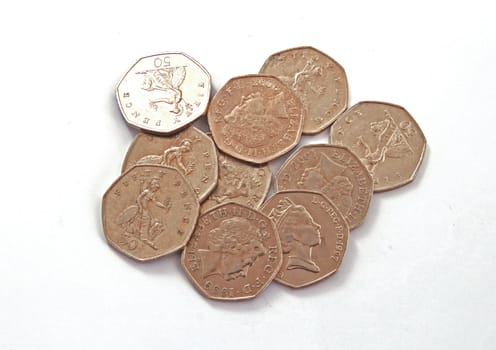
198;217;267;281
277;201;322;273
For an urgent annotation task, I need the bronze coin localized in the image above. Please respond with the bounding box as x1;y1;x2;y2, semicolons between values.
181;203;283;300
330;101;427;192
276;144;373;229
116;52;211;134
121;127;218;202
260;191;349;288
102;165;199;261
259;46;348;134
200;143;272;213
207;74;304;164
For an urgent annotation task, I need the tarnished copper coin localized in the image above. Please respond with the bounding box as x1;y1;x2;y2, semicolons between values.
116;52;211;134
207;74;304;164
330;101;427;192
181;203;282;300
260;191;349;288
276;144;373;229
122;127;218;202
102;165;199;261
259;46;348;134
200;142;271;213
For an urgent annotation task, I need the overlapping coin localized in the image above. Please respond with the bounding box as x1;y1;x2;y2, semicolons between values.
276;144;373;229
260;191;349;288
181;203;282;300
102;165;199;261
116;52;211;134
330;101;426;192
208;74;304;163
122;127;218;202
260;46;348;134
200;143;271;214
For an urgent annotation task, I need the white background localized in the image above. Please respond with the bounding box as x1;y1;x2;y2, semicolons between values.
1;1;495;349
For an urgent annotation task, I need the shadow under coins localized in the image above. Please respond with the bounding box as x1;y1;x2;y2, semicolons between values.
115;248;185;278
94;198;108;245
108;90;139;140
284;236;359;299
200;240;360;308
201;278;288;313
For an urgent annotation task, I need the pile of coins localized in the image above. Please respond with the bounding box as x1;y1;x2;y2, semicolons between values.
102;47;426;300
